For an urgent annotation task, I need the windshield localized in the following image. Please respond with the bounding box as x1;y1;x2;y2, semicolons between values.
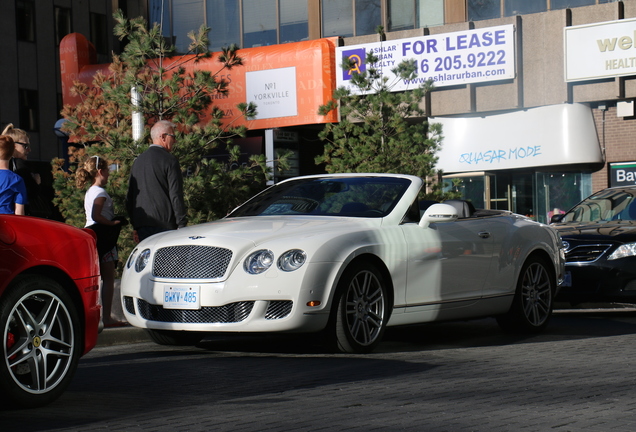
228;176;412;218
562;188;636;222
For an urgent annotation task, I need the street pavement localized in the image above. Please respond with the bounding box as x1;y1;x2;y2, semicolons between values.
3;306;636;432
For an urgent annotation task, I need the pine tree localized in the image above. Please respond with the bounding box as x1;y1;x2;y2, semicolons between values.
53;10;286;270
317;28;447;197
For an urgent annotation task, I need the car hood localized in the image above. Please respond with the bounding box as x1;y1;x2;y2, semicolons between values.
139;216;381;250
553;220;636;242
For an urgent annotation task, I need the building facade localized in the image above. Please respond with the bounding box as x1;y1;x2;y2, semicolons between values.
0;0;147;163
150;0;635;223
7;1;636;225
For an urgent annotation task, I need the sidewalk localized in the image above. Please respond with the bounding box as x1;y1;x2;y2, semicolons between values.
96;280;151;347
97;325;150;346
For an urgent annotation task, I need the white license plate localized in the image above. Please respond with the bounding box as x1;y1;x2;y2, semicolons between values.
163;285;201;310
562;271;572;287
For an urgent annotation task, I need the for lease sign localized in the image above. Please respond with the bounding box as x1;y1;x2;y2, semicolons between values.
335;24;516;93
565;18;636;82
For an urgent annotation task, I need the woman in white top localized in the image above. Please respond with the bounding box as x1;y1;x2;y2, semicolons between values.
76;155;122;328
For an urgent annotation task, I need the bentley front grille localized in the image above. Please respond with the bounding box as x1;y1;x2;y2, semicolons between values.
152;245;233;279
137;299;254;323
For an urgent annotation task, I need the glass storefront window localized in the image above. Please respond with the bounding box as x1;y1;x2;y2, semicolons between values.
172;0;205;53
511;174;533;217
444;171;592;224
90;13;108;56
16;0;36;42
467;0;501;21
151;0;308;52
151;0;619;52
356;0;382;36
418;0;444;28
469;0;603;20
55;7;72;46
389;0;416;31
322;0;380;37
207;0;240;52
323;0;354;37
534;172;592;224
504;0;547;16
443;175;486;209
550;0;596;10
19;89;39;132
243;0;277;47
280;0;308;43
388;0;443;31
150;0;171;38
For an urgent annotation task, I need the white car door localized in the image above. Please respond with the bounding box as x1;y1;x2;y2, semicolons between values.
400;217;497;306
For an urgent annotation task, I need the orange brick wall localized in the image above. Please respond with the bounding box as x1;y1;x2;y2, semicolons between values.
591;106;636;193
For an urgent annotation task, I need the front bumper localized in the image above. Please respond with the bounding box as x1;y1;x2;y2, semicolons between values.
556;259;636;303
120;261;340;333
121;295;329;333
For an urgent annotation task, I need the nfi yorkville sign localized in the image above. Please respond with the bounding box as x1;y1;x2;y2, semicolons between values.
565;17;636;82
609;162;636;187
335;24;516;93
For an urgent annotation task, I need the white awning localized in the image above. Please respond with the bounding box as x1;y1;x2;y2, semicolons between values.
432;103;604;174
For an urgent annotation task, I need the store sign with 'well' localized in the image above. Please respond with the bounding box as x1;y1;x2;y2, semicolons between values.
565;17;636;82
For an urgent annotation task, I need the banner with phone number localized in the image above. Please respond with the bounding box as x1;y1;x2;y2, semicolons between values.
336;24;516;92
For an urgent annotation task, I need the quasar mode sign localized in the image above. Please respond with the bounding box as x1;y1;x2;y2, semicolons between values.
336;24;516;92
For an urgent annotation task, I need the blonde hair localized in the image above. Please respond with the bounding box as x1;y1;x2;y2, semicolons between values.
1;124;29;144
76;155;109;188
0;135;15;160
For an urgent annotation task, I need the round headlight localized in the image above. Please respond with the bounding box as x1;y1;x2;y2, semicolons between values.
135;249;151;273
277;249;307;272
244;250;274;274
127;249;138;269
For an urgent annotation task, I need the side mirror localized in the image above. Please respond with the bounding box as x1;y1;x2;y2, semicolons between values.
550;214;565;223
419;203;459;228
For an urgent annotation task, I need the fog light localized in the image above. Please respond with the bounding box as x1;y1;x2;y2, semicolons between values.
307;300;321;307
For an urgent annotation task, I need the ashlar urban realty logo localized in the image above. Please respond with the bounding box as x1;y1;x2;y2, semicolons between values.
341;48;366;80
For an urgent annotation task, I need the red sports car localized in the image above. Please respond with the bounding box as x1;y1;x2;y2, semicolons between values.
0;215;101;408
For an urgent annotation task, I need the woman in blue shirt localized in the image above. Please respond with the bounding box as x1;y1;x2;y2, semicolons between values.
0;135;26;215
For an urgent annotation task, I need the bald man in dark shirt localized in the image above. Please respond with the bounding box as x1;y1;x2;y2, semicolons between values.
126;120;187;242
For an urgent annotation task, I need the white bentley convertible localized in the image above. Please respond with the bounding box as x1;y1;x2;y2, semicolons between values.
121;174;564;353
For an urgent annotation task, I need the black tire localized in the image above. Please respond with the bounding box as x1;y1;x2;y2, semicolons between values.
0;275;82;408
146;329;204;346
497;256;554;333
329;262;389;354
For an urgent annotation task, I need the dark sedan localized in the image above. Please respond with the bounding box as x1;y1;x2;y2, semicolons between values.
551;186;636;304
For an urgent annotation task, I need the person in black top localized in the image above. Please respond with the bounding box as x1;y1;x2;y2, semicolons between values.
126;120;187;242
